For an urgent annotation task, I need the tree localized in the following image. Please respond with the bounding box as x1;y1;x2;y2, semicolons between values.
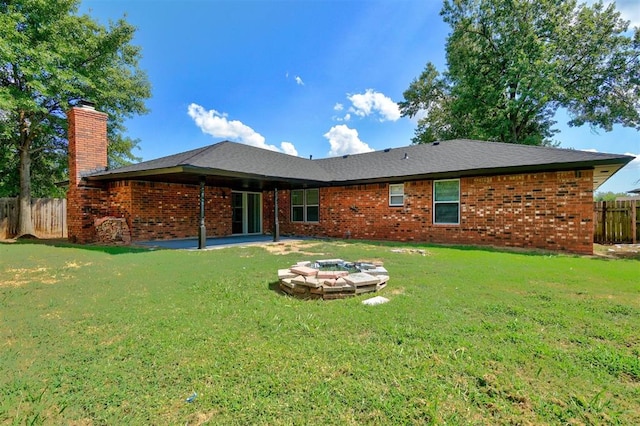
399;0;640;146
0;0;150;236
594;191;632;202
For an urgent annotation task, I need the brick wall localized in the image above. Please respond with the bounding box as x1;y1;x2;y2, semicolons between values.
277;169;594;254
67;185;109;243
68;169;593;253
105;181;232;241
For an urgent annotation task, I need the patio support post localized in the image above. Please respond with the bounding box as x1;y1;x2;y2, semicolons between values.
273;187;280;242
198;177;206;249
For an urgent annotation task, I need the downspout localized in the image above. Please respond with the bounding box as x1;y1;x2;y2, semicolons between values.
198;177;206;249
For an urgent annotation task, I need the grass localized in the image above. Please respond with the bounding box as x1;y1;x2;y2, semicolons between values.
1;240;638;425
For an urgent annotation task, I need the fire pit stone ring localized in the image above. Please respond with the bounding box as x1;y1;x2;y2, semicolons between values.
278;259;389;300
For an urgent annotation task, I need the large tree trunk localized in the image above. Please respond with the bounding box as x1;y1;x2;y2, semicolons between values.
17;137;35;237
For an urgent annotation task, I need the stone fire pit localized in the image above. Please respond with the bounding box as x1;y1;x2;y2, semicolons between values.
278;259;389;300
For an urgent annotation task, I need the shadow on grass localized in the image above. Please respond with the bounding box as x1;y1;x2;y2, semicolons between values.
1;238;157;255
268;280;286;296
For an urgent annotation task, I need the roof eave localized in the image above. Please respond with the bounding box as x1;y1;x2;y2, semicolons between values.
85;165;327;188
85;166;188;181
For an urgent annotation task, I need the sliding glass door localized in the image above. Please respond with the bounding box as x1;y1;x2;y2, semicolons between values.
231;191;262;234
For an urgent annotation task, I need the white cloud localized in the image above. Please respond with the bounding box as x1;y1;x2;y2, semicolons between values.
623;152;640;168
187;103;299;155
332;103;352;121
281;141;298;156
324;124;374;156
295;75;304;86
347;89;401;122
584;0;640;28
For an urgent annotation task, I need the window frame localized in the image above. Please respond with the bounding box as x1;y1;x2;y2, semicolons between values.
433;179;460;225
389;183;405;207
291;188;319;223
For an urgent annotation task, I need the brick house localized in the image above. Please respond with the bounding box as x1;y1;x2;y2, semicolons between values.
67;103;633;254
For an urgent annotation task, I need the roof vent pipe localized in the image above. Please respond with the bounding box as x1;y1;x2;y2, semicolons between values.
309;155;313;160
403;152;409;160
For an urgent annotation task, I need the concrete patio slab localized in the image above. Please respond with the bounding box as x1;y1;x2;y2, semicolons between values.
137;235;302;250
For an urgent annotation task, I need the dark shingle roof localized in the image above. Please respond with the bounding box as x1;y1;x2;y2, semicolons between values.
91;141;331;185
317;139;630;181
88;139;633;189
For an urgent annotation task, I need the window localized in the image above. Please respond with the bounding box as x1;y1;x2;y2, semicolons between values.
291;188;319;222
433;179;460;224
389;183;404;206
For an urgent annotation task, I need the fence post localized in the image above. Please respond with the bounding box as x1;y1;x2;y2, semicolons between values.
632;201;637;244
603;201;607;242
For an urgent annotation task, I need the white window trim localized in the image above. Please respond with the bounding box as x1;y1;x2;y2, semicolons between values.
291;188;319;223
433;179;460;225
389;183;404;207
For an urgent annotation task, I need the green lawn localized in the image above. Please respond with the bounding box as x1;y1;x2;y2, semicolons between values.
1;240;638;425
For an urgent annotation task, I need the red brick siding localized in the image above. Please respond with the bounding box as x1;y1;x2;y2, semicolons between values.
68;168;593;253
105;181;233;241
262;190;275;235
459;171;594;253
67;107;108;187
67;185;110;243
276;169;594;254
70;179;234;243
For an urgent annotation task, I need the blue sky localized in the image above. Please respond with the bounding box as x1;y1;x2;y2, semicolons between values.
80;0;639;194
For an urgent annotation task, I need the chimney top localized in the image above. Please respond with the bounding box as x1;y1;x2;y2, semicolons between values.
77;100;96;110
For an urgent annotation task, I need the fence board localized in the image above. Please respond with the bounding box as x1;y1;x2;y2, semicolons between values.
0;198;67;239
594;200;640;244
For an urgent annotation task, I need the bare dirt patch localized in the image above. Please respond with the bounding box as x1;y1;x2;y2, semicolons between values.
388;287;406;296
263;240;326;256
1;267;51;287
0;262;92;287
593;244;640;260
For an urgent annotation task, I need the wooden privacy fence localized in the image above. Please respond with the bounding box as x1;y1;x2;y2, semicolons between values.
594;200;639;244
0;198;67;239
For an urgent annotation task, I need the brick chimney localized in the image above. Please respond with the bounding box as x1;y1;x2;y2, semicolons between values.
68;101;108;187
67;101;109;243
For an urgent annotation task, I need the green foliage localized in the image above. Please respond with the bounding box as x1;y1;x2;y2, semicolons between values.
1;240;638;424
594;191;633;201
0;0;150;198
399;0;640;146
0;142;67;197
